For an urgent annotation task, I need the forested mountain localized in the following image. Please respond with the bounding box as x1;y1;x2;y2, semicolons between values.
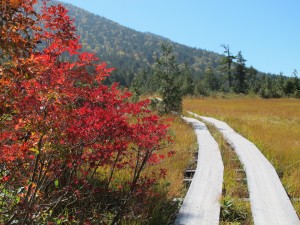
39;1;300;97
50;1;222;83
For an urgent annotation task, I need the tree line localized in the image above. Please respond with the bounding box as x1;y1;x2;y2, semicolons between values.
45;1;300;100
130;44;300;100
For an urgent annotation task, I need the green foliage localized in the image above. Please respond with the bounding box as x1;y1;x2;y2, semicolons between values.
284;78;297;96
234;51;247;93
220;44;236;89
220;197;248;223
194;79;209;96
180;63;194;96
258;74;300;98
153;44;183;114
246;66;259;93
203;66;220;93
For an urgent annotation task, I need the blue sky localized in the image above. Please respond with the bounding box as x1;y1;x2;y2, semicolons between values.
61;0;300;76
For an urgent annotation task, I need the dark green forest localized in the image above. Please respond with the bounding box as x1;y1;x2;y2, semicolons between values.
51;1;300;98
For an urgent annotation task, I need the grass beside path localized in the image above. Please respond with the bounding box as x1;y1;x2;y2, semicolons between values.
125;115;197;224
184;96;300;217
152;115;198;197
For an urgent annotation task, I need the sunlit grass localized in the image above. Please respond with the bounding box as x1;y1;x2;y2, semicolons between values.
150;115;198;197
184;96;300;216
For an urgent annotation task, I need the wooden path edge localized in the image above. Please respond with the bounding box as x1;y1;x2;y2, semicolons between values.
189;112;300;225
175;117;224;225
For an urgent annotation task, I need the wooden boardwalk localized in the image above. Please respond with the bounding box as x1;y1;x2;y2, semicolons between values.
175;117;224;225
190;112;300;225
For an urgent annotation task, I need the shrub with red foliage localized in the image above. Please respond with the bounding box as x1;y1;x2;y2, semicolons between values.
0;1;171;224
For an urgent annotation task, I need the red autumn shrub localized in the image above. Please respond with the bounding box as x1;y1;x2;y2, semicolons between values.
0;1;171;224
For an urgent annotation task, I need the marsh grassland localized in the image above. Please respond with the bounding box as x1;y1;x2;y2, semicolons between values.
183;97;300;216
154;115;197;196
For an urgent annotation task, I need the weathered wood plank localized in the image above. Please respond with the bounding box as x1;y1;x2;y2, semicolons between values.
175;117;224;225
191;112;300;225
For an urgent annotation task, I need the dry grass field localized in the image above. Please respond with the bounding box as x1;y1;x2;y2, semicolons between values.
153;115;198;196
183;96;300;216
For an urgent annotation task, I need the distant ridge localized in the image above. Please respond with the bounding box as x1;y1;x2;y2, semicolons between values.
34;1;299;98
43;1;224;80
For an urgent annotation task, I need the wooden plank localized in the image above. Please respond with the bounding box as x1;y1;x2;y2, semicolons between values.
184;169;196;178
175;117;224;225
191;112;300;225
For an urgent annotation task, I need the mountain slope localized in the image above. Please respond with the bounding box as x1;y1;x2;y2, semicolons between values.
58;2;223;82
34;1;300;98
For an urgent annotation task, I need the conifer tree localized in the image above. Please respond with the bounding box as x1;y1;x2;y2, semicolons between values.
204;66;220;92
154;43;182;114
234;51;247;93
246;66;258;93
181;63;194;96
220;44;235;89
